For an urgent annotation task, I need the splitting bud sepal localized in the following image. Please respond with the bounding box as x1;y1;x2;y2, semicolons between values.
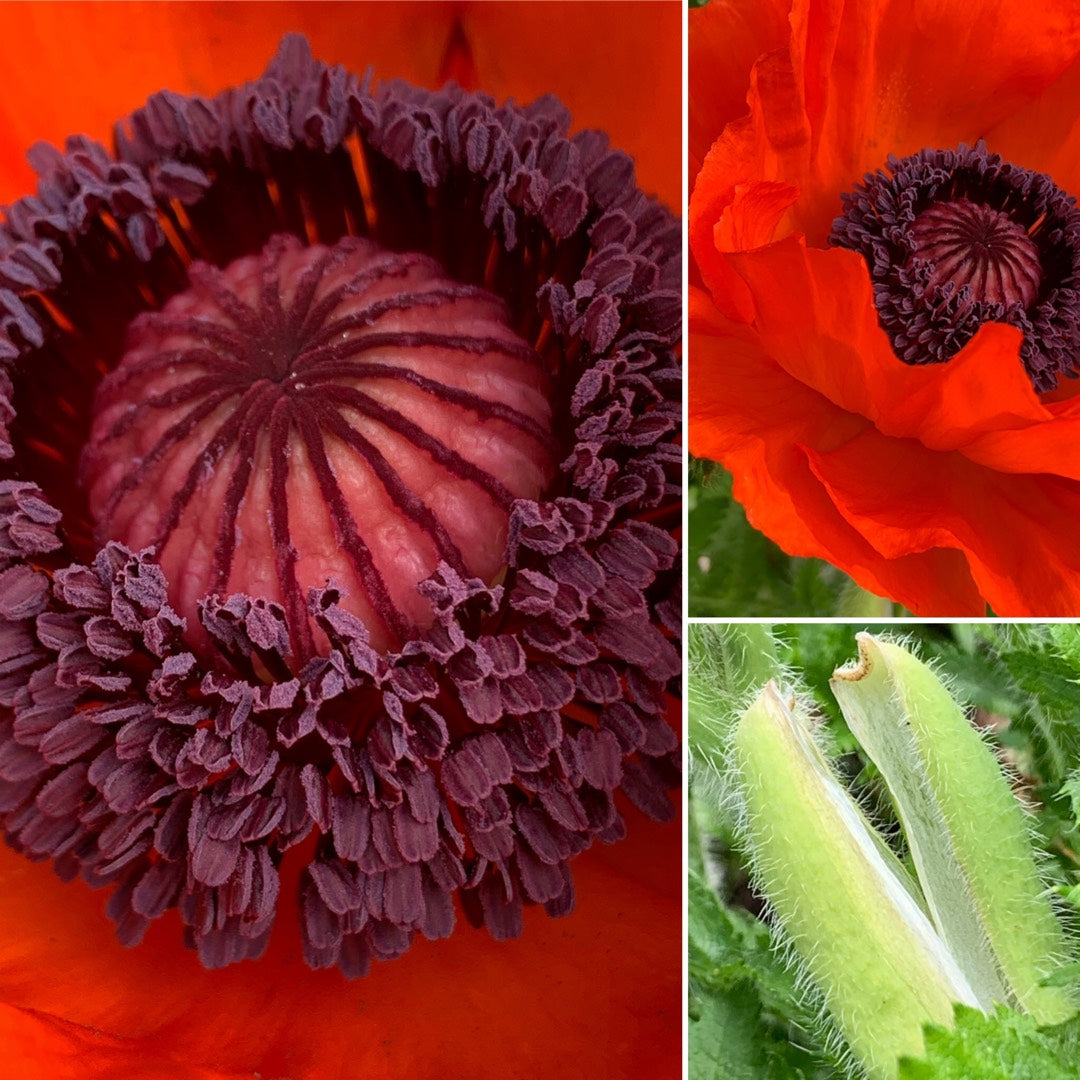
732;681;980;1079
832;634;1078;1026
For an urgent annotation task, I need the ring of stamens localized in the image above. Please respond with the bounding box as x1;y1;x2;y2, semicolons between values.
831;142;1080;392
0;35;682;977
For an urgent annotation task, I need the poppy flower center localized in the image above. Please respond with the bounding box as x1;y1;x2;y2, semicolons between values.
0;36;681;977
831;142;1080;392
80;233;555;662
909;199;1042;310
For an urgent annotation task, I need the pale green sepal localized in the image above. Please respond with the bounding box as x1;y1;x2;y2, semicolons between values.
832;634;1077;1025
733;682;979;1080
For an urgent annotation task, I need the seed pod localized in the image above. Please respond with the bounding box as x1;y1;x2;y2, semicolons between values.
832;633;1077;1025
733;681;979;1080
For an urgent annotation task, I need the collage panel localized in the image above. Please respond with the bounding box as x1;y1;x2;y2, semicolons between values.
688;622;1080;1078
688;0;1080;618
0;4;683;1078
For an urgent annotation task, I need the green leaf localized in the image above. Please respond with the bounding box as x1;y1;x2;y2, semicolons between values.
688;863;826;1078
689;623;783;771
688;866;802;1017
1058;769;1080;825
687;463;850;616
898;1005;1078;1079
993;649;1080;782
689;990;797;1080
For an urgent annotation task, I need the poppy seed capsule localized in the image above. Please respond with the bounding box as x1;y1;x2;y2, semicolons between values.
909;199;1042;311
80;234;555;662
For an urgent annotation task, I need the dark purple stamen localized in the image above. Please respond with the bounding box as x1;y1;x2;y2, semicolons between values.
831;141;1080;392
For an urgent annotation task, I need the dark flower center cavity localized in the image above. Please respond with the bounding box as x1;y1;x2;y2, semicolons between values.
0;36;681;977
831;142;1080;392
80;234;555;662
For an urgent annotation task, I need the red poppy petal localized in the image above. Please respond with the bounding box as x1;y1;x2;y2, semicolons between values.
722;238;1056;449
0;804;679;1079
689;117;801;322
714;182;802;256
961;415;1080;481
0;3;470;206
807;432;1080;616
987;50;1080;192
0;1001;257;1080
0;3;679;211
689;290;983;612
463;1;681;211
691;0;1080;251
805;0;1080;208
688;0;791;179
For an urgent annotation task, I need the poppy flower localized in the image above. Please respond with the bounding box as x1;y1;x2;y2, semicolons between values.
689;0;1080;615
0;6;682;1077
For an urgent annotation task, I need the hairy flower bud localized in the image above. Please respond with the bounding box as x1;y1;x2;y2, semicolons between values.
832;634;1078;1026
732;681;979;1079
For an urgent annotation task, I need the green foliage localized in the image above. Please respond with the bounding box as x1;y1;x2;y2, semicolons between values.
1059;770;1080;827
993;646;1080;784
689;623;784;770
897;1006;1079;1079
688;866;829;1079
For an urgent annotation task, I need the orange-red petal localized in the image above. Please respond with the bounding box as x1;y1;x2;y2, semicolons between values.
0;2;679;212
0;801;679;1078
691;0;1080;252
720;238;1055;448
986;49;1080;194
688;0;790;179
0;1002;258;1080
460;1;681;210
688;289;984;612
0;2;449;206
807;433;1080;615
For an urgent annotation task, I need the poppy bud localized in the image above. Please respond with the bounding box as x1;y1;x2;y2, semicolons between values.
732;681;979;1079
832;634;1078;1025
